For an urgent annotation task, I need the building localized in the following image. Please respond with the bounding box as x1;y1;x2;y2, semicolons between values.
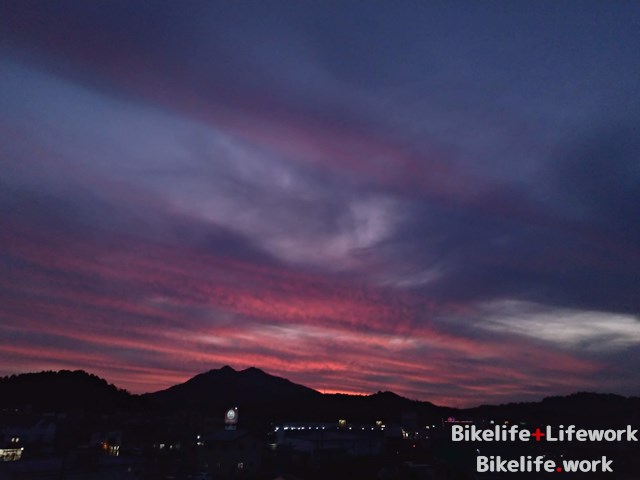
0;416;57;447
197;430;262;477
274;422;385;464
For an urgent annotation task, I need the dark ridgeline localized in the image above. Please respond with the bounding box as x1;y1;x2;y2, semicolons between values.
466;392;640;428
0;370;133;413
141;366;452;429
1;367;639;479
1;366;638;426
142;365;321;411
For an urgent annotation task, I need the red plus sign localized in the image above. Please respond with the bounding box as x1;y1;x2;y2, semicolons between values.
531;428;545;442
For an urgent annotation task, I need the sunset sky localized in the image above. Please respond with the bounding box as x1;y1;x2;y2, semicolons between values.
1;1;639;407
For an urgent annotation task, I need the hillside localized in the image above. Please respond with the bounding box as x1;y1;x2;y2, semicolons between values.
0;370;134;413
2;368;637;427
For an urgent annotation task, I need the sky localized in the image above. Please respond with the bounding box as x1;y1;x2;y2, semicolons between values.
1;1;639;407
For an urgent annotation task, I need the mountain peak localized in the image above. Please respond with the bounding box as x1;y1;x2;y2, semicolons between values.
206;365;237;376
241;366;265;375
147;365;321;411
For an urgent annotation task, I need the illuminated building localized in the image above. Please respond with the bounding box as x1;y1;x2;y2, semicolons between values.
0;447;23;462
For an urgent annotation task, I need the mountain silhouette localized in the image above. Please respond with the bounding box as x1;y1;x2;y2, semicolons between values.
141;366;454;424
1;367;638;427
0;370;133;413
465;391;640;427
143;365;320;412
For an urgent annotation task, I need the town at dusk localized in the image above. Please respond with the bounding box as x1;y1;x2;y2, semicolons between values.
1;2;639;479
